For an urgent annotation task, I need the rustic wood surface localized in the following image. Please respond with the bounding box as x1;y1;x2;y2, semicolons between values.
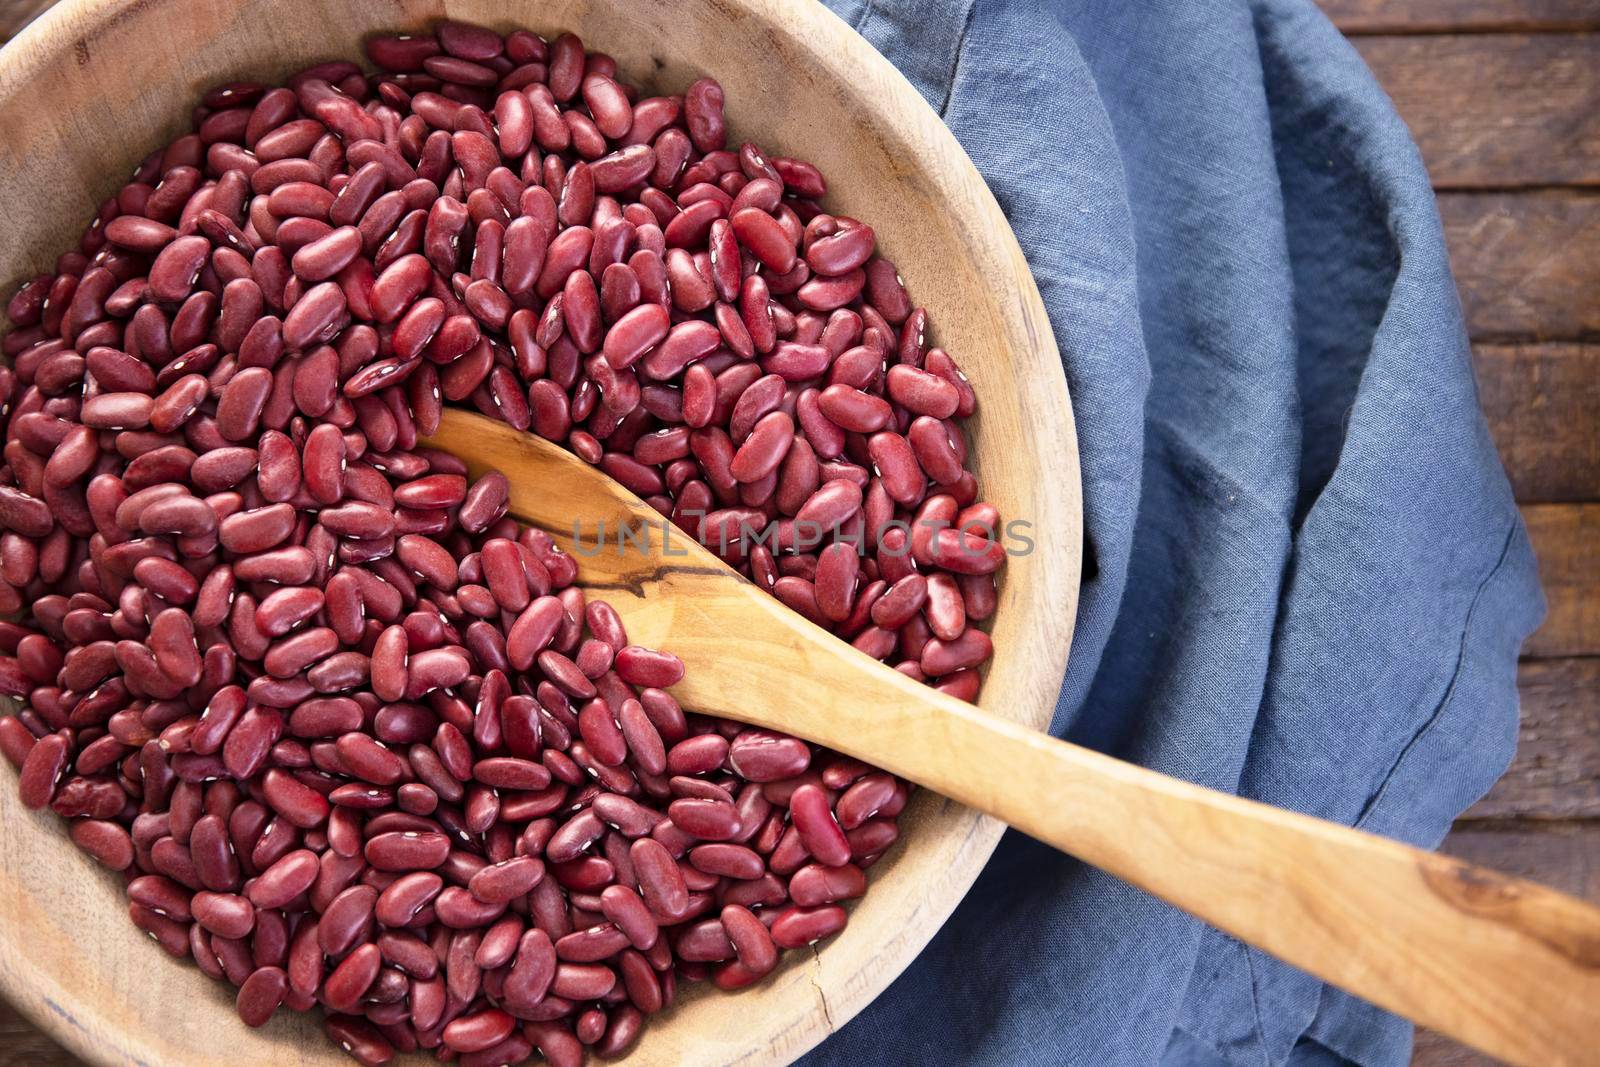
1465;659;1600;821
1320;0;1600;33
1332;3;1600;1065
1520;504;1599;659
0;1;1595;1065
1442;194;1600;342
1473;345;1600;501
1352;35;1600;188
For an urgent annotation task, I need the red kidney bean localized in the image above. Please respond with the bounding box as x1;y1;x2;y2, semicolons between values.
806;222;875;276
862;256;912;322
466;855;544;904
907;414;964;485
600;302;669;370
127;874;192;921
554;922;631;963
813;542;861;623
921;627;995;676
667;798;742;841
674;917;734;962
689;843;765;881
261;767;331;829
322;1015;393;1067
639;320;718;383
71;820;135;870
442;1008;516;1054
248;848;318;908
836;773;900;831
613;646;684;688
728;208;795;273
586;143;653;195
192;891;256;939
366;830;451;871
371;871;442;928
867;573;925;630
727;731;812;783
17;733;68;810
323;942;382;1013
770;904;849;948
928;527;1006;575
548;961;615;1001
190;812;242;890
595;884;658;950
960;571;999;622
501;924;557;1002
593;703;657;783
721;903;778;975
924;572;967;641
789;784;852;867
336;731;409;784
815;383;890;433
236;965;287;1027
291;225;361;282
793;480;862;534
629;837;688;921
211;367;270;441
681;76;729;154
726;410;792;484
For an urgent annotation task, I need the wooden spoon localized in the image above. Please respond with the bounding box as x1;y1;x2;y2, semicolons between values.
425;408;1600;1067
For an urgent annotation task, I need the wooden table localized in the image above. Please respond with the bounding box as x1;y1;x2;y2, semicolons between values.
1320;2;1600;1062
0;1;1594;1064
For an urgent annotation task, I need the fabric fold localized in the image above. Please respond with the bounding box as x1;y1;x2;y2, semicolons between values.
807;1;1542;1064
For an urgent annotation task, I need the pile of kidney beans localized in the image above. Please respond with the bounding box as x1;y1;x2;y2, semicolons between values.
0;18;1005;1066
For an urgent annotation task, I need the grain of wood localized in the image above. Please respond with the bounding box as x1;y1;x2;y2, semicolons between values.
1463;658;1600;819
1521;504;1600;659
1473;344;1600;501
1413;1029;1504;1067
1442;192;1600;341
1353;35;1600;188
1442;823;1600;900
1320;0;1600;33
0;0;55;43
0;1002;72;1067
1413;824;1600;1066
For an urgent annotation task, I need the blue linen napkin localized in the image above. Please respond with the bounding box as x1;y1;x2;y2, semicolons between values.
808;1;1545;1064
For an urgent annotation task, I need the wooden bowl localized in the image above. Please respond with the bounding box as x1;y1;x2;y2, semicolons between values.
0;0;1080;1062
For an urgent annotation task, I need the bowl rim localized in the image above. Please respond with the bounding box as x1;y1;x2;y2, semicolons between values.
0;0;1082;1062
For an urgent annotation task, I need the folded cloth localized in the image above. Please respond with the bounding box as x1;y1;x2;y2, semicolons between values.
807;1;1545;1064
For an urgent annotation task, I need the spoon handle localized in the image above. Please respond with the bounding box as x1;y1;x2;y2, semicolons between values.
822;670;1600;1067
670;586;1600;1067
428;409;1600;1067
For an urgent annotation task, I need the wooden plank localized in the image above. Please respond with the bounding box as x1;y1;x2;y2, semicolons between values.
1321;0;1600;34
0;1001;71;1067
1522;504;1600;659
1413;1028;1499;1067
1473;344;1600;502
1441;192;1600;341
1464;658;1600;819
1414;824;1600;1066
1352;35;1600;188
0;0;55;44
